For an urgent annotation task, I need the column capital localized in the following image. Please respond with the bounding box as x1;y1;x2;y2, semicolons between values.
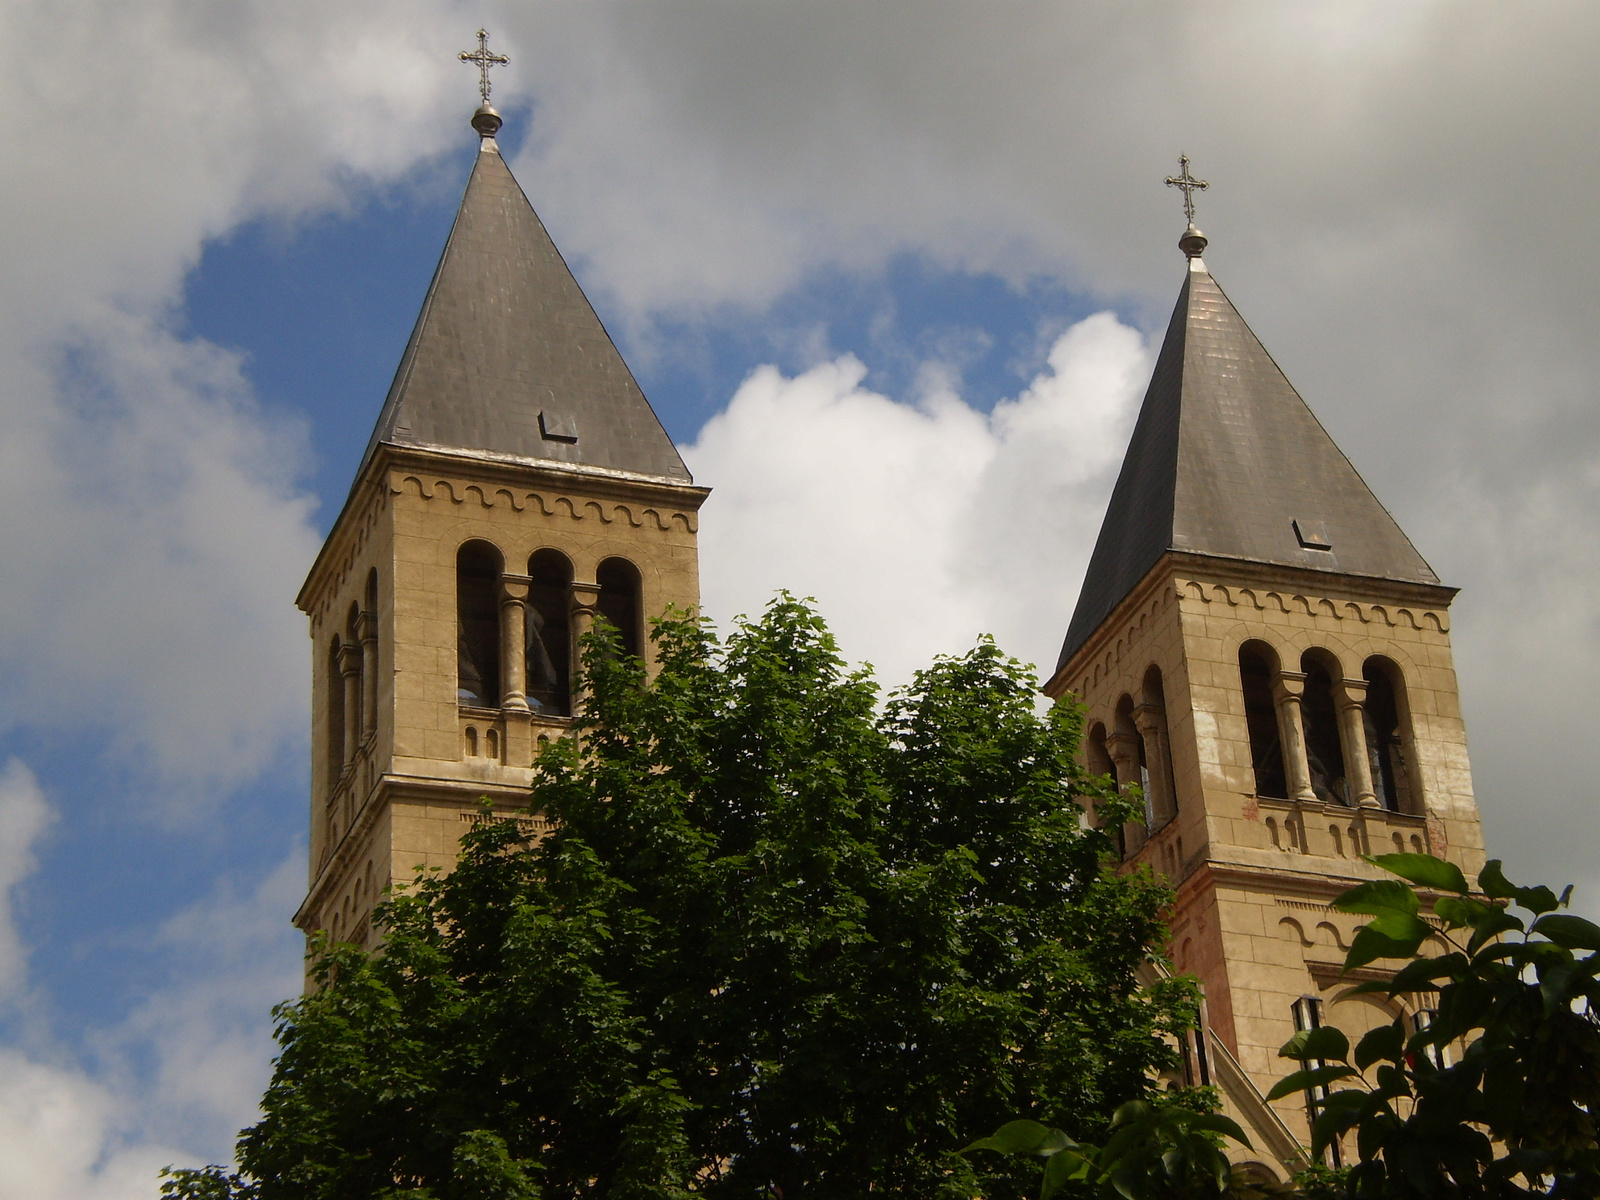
1132;702;1165;736
355;609;378;642
569;581;603;613
1271;670;1307;702
1332;677;1369;708
337;642;363;676
498;573;532;605
1104;730;1142;767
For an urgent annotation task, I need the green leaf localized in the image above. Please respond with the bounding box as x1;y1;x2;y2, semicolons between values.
1434;895;1495;929
1346;923;1425;971
1185;1112;1252;1149
1365;910;1434;943
1367;852;1468;894
1478;858;1516;899
962;1120;1073;1158
1531;913;1600;951
1265;1064;1358;1101
1355;1021;1405;1070
1039;1145;1094;1199
1277;1025;1349;1062
1515;884;1562;915
1386;952;1467;995
1467;911;1524;956
1336;878;1422;917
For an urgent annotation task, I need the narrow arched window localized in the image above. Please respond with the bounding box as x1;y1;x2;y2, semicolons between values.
1114;695;1152;828
457;541;503;707
527;549;574;716
1140;665;1178;825
1239;642;1286;799
597;557;643;659
1086;721;1114;782
1363;657;1415;814
346;602;364;739
1300;651;1348;805
326;637;345;779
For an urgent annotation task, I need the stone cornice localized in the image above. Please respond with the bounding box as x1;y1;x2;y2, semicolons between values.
1045;551;1458;699
297;443;709;619
295;772;542;929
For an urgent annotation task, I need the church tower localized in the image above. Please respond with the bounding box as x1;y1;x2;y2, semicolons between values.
1043;208;1485;1174
293;92;707;948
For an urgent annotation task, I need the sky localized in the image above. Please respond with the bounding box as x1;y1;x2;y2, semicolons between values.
0;2;1598;1194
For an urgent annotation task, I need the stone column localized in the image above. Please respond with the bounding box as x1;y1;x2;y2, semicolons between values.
357;610;379;742
1270;670;1317;803
337;642;362;771
498;574;532;713
1133;702;1174;825
1332;677;1379;808
499;574;534;766
1105;731;1147;855
568;580;603;714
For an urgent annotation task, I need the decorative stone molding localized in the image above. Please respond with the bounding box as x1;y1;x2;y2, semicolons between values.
395;474;697;533
1174;578;1449;634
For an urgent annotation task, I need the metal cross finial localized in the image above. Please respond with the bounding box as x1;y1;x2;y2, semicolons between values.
459;28;509;104
1165;155;1209;224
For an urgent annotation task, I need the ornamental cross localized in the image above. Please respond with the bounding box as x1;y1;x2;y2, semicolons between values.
1165;154;1208;224
459;28;509;104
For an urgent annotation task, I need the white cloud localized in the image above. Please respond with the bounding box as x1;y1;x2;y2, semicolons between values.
0;1;473;794
497;2;1600;908
0;760;300;1198
686;312;1149;688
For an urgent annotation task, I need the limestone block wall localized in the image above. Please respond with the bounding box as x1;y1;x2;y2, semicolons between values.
295;444;707;946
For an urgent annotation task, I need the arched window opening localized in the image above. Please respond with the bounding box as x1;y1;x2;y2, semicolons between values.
1300;651;1348;805
1113;695;1152;837
1139;665;1178;825
1362;658;1414;814
597;557;643;659
465;726;478;757
326;638;345;780
457;542;503;707
1239;643;1286;799
345;603;364;739
1086;721;1114;782
527;549;574;716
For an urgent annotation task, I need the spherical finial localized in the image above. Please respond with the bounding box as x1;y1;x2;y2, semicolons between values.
1179;223;1208;259
471;103;503;139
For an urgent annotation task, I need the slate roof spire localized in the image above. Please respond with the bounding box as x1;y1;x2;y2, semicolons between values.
358;102;692;484
1056;224;1439;671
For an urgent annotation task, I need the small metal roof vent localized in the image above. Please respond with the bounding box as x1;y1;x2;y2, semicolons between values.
1293;518;1333;551
539;410;578;443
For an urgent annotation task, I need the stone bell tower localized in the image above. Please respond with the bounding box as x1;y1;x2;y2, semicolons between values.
1044;205;1486;1176
293;91;707;949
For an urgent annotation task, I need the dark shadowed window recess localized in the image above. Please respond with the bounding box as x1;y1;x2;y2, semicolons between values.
1363;658;1413;814
1239;644;1286;799
327;638;345;779
596;557;643;659
1300;655;1349;805
527;549;573;716
457;541;502;707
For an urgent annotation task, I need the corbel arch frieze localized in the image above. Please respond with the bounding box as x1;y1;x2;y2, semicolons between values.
392;474;697;534
1174;578;1449;634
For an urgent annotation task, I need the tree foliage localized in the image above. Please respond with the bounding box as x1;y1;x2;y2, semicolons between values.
165;598;1194;1200
1267;853;1600;1198
964;1095;1263;1200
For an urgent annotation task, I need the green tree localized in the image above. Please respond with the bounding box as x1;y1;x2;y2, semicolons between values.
964;1095;1262;1200
1267;853;1600;1198
164;598;1194;1200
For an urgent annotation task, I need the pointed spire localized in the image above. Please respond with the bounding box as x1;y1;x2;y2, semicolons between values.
1056;243;1438;671
357;97;691;486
